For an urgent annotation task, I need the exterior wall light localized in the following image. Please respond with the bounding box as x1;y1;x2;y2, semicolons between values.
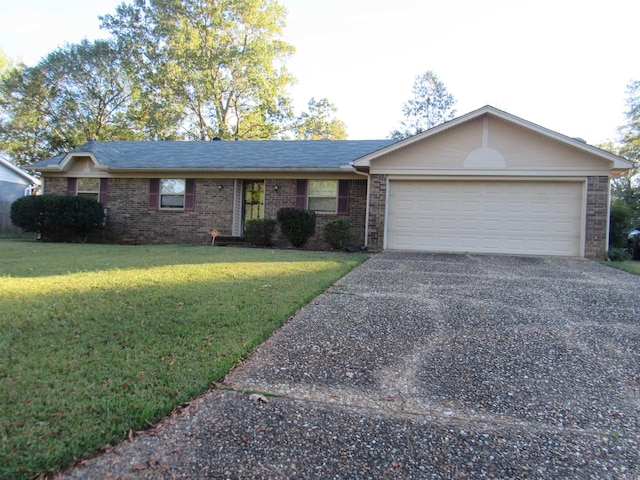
218;184;224;190
274;184;280;192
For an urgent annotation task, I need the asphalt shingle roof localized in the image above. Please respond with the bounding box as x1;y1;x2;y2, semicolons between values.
29;140;397;170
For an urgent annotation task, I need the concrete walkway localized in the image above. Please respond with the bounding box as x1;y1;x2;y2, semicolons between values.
63;253;640;479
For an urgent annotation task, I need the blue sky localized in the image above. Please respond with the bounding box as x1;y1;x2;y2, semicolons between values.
0;0;638;144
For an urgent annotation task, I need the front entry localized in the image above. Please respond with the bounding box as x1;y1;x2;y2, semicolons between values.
243;181;265;226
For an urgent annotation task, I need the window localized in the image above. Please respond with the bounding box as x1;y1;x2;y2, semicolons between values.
307;180;338;214
76;178;100;201
296;179;349;215
160;179;186;209
149;179;195;211
68;177;108;206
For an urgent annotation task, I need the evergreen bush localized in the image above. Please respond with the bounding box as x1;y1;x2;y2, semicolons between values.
244;218;277;247
609;200;634;248
324;218;352;250
11;194;105;242
608;247;631;262
276;208;316;248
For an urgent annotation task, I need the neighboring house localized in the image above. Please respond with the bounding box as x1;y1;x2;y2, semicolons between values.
0;155;40;234
28;106;633;258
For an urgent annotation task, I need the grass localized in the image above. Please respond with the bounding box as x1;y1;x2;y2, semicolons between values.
0;239;367;479
605;260;640;275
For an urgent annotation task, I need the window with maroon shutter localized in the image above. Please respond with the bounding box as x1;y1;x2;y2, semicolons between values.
149;179;160;210
99;179;109;207
307;180;339;214
337;180;349;216
295;180;307;209
76;178;100;201
159;179;186;209
185;179;195;211
67;178;78;195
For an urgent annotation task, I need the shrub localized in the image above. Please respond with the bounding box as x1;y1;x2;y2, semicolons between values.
11;194;105;242
276;208;316;248
608;247;631;262
244;218;277;247
324;218;352;250
609;200;634;248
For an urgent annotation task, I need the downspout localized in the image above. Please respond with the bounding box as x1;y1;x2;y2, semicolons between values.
606;176;612;256
351;164;370;247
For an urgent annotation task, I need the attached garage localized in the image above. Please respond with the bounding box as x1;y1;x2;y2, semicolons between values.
386;180;583;256
354;106;633;259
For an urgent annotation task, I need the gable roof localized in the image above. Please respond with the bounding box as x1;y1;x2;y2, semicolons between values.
0;154;40;186
353;105;634;172
29;139;397;173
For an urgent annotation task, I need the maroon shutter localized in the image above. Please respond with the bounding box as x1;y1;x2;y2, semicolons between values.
67;178;77;195
148;179;159;210
337;180;349;216
295;180;307;209
99;178;109;207
185;179;195;211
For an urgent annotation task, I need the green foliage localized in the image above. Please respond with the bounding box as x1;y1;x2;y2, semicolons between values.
0;241;367;479
277;207;316;247
609;200;635;248
101;0;296;141
0;1;347;162
0;48;11;77
607;247;631;262
390;70;457;139
11;194;105;242
244;218;277;246
618;80;640;163
324;218;352;249
0;40;141;166
294;97;348;140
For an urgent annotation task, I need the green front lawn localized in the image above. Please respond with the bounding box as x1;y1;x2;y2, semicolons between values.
0;240;367;479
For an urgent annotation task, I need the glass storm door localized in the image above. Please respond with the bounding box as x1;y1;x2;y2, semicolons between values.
243;181;265;225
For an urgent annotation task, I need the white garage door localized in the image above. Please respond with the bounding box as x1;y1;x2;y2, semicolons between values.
387;180;583;256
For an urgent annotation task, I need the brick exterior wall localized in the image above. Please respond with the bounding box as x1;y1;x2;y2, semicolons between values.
366;174;388;252
263;179;367;249
43;176;368;248
585;176;609;259
44;173;609;258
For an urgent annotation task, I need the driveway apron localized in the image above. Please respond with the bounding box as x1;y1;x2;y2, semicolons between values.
63;252;640;479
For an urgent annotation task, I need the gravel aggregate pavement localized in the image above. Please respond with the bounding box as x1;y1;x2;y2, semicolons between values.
61;252;640;479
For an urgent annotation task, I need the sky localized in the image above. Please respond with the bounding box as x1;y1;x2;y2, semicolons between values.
0;0;638;144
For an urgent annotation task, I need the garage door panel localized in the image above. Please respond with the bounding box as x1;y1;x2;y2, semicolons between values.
387;181;582;256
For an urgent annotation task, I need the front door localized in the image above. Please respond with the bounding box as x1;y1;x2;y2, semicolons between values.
243;181;265;226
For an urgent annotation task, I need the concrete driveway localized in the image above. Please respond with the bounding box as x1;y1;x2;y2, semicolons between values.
64;252;640;479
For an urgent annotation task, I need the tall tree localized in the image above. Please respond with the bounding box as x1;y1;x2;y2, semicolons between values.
619;80;640;163
293;97;347;140
101;0;296;141
609;80;640;214
0;40;139;166
390;70;456;139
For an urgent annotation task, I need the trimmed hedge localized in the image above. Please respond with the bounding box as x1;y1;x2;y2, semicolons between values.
11;194;105;242
324;218;352;250
277;208;316;248
244;218;277;247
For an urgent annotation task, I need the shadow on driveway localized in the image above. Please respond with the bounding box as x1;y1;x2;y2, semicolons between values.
64;253;640;479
